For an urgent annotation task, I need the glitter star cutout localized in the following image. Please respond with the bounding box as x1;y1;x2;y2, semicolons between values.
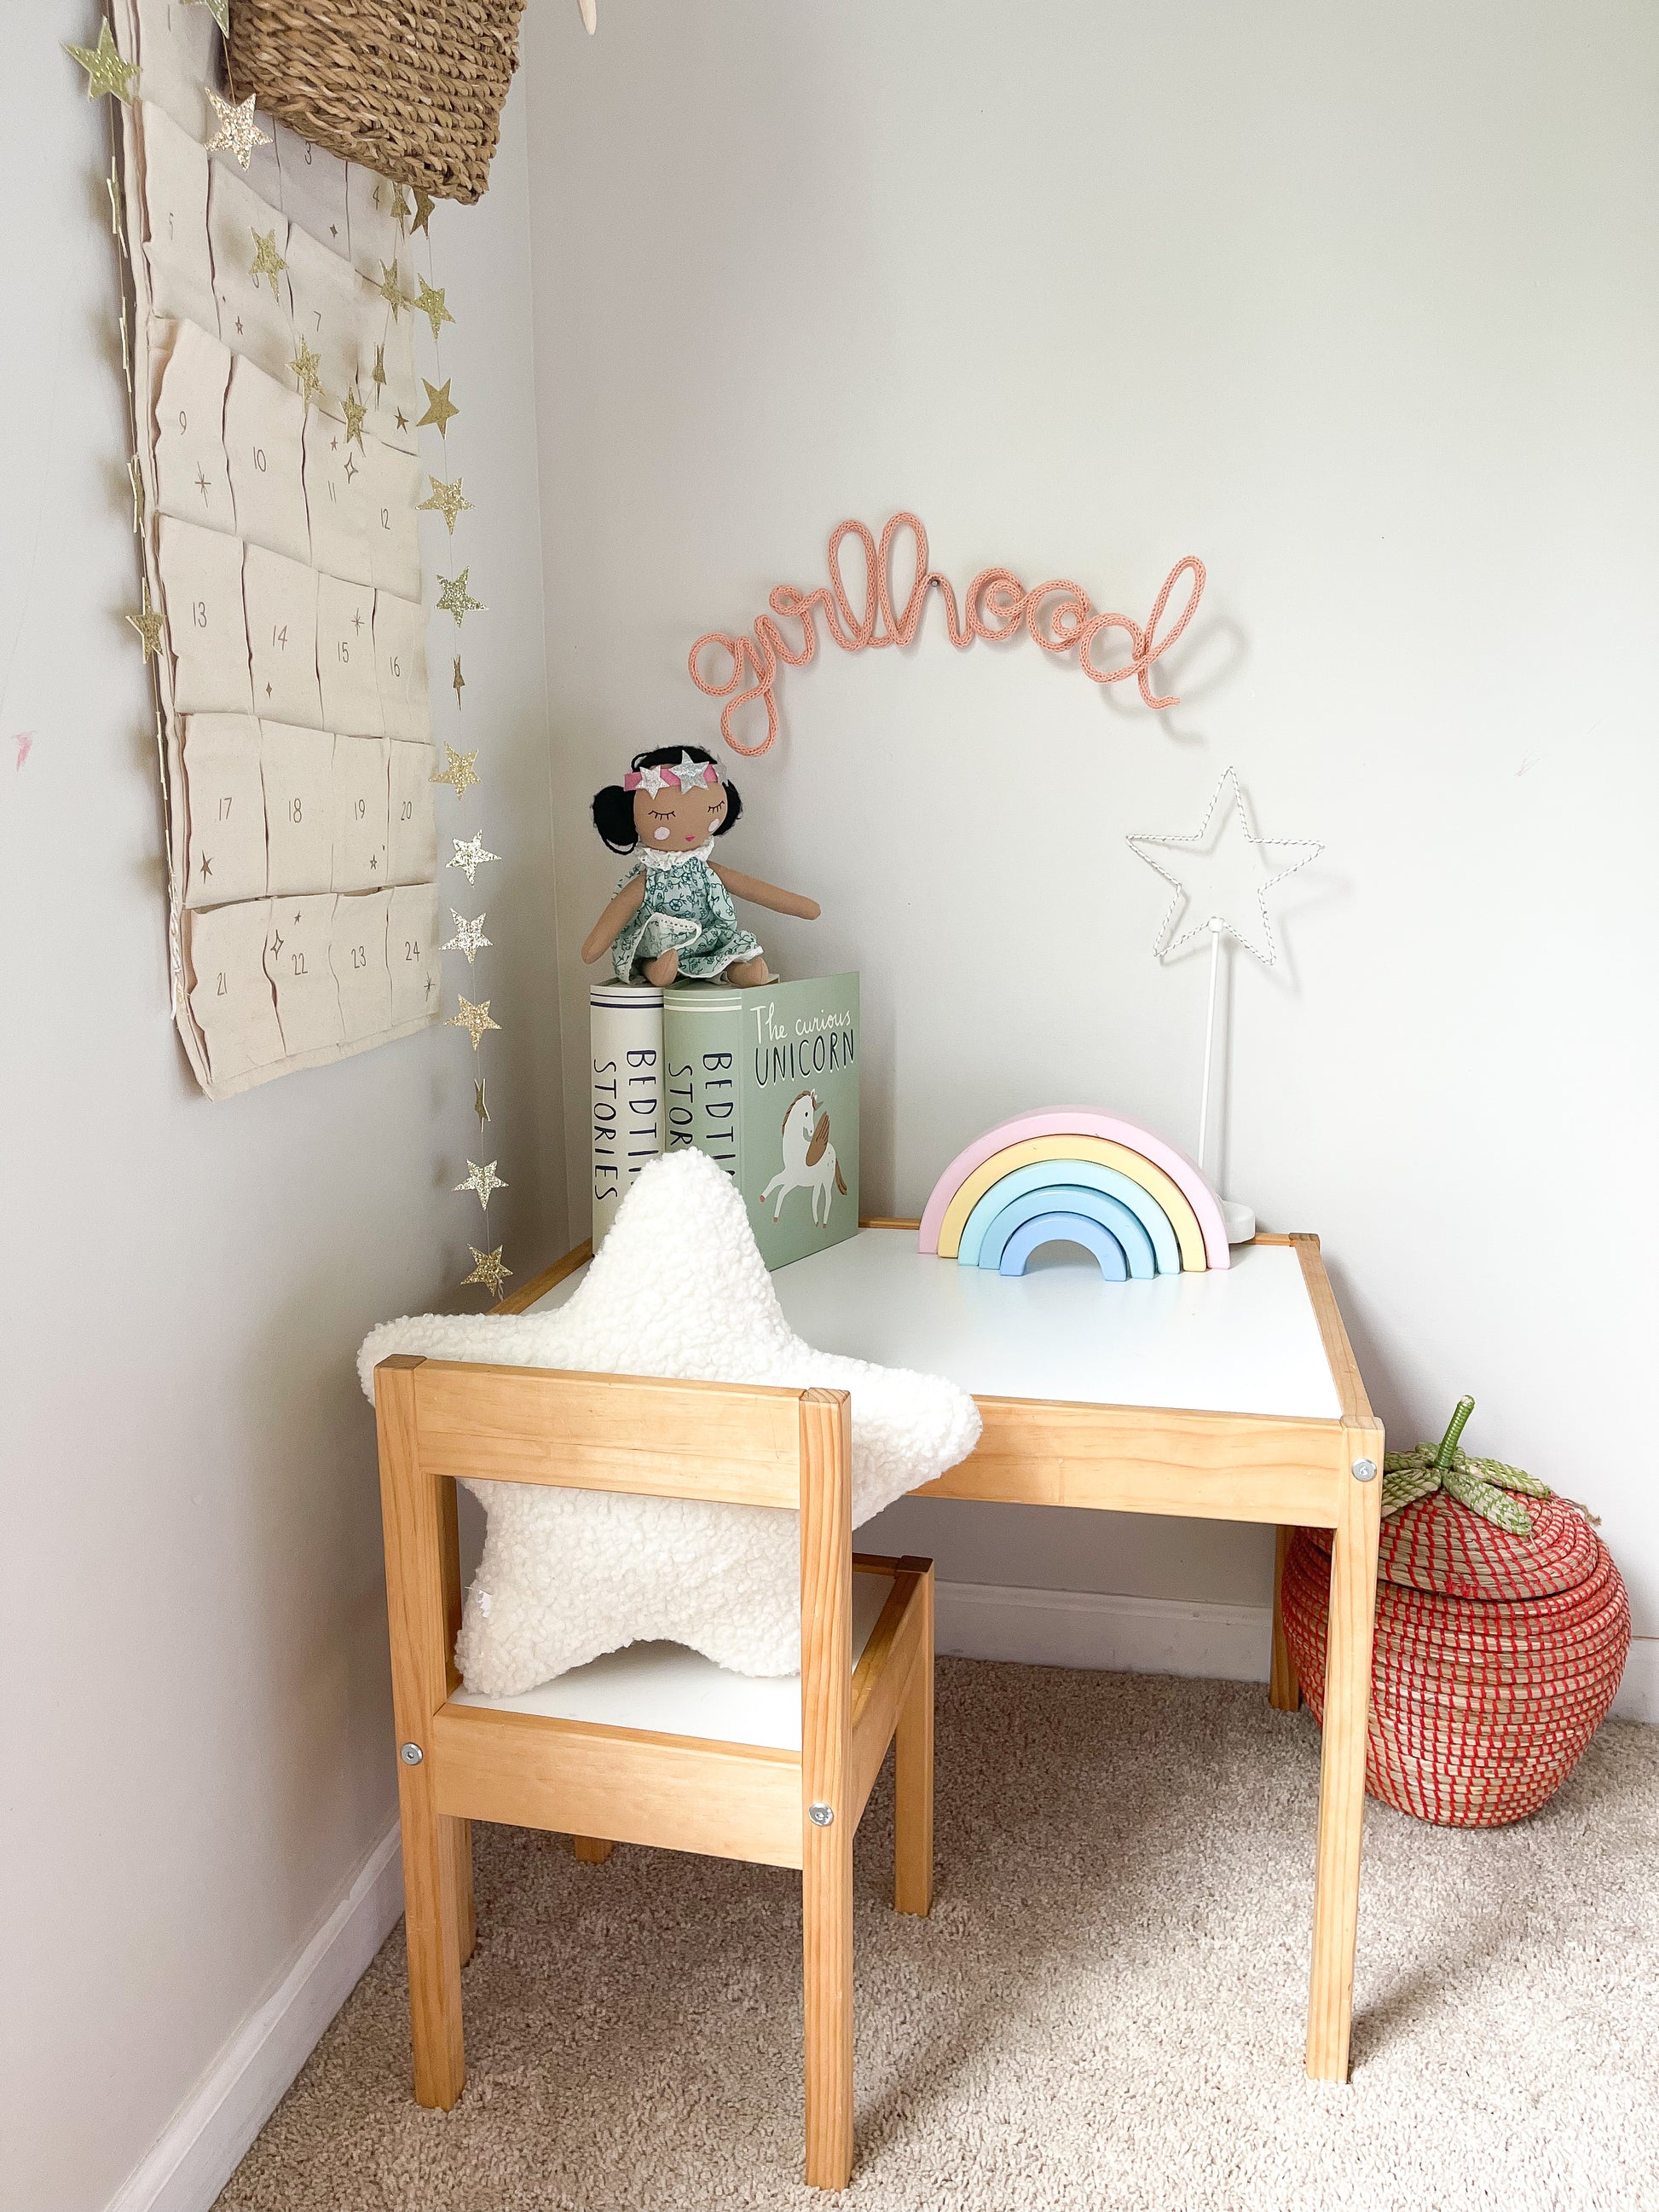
436;569;483;624
473;1078;490;1125
65;22;138;102
414;277;454;344
418;378;459;435
341;387;368;446
444;910;491;964
455;1158;507;1210
388;184;413;225
394;407;409;432
376;259;410;318
448;834;499;885
371;343;387;390
432;744;479;799
419;476;472;534
1126;766;1323;968
205;90;272;170
451;656;465;702
184;0;231;30
127;586;164;658
448;996;501;1051
461;1245;512;1300
249;228;286;297
288;337;323;409
412;188;436;235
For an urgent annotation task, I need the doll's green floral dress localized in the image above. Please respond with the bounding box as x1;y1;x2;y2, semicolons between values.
610;840;763;981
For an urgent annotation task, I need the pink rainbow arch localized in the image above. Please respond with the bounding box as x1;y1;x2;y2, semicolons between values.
917;1107;1231;1270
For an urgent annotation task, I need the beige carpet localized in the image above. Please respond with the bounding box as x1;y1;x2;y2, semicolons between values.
217;1663;1658;2212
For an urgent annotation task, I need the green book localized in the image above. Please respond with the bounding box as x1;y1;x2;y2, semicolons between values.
663;973;860;1271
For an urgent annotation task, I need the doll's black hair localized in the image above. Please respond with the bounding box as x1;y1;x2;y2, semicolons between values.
591;743;743;854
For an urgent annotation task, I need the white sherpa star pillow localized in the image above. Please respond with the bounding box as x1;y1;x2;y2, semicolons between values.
359;1148;981;1695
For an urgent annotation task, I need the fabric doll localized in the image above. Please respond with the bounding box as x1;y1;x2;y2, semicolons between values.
581;744;821;986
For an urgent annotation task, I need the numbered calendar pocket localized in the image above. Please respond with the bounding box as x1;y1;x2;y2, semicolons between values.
225;355;309;564
263;891;344;1057
187;898;286;1084
330;891;393;1042
209;168;293;387
134;0;217;142
273;121;350;264
182;715;268;908
345;166;400;288
159;516;251;713
303;407;373;586
260;721;335;894
286;225;367;422
152;319;236;536
372;590;431;743
331;735;390;891
243;546;323;728
315;575;385;734
370;309;420;457
387;883;442;1026
139;101;217;330
365;437;423;603
387;742;438;883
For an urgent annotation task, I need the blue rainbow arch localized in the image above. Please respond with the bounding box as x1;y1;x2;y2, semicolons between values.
998;1213;1128;1279
978;1185;1159;1279
960;1163;1177;1276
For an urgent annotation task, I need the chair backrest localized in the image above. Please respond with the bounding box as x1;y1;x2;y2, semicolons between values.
373;1355;853;1803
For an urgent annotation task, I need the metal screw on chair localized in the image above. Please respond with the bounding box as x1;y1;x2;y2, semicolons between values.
400;1741;424;1765
808;1801;835;1827
1351;1458;1378;1482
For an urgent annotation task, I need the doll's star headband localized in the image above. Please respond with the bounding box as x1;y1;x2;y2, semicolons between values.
624;753;721;797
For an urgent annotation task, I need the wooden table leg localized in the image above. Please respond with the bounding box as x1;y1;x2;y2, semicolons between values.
452;1816;477;1964
1270;1526;1303;1712
1304;1434;1381;2082
573;1835;614;1863
399;1765;467;2109
893;1563;934;1918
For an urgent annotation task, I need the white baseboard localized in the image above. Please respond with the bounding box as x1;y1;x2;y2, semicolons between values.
106;1821;404;2212
1612;1637;1659;1723
937;1579;1274;1683
937;1581;1659;1724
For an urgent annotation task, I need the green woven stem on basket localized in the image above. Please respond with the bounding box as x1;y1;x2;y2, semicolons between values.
1433;1395;1477;1470
1380;1400;1552;1534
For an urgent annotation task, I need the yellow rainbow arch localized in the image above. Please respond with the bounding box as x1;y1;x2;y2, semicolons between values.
935;1135;1209;1271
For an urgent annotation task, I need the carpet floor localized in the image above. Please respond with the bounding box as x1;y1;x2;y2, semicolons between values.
217;1663;1659;2212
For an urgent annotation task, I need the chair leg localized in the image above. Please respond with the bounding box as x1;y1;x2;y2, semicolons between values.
399;1758;466;2110
803;1807;854;2189
893;1567;934;1917
573;1834;614;1864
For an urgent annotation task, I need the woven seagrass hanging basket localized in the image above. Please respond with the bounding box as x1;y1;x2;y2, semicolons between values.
1280;1399;1630;1828
226;0;529;203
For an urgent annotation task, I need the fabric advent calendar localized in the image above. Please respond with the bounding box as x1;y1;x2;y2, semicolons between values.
113;0;443;1097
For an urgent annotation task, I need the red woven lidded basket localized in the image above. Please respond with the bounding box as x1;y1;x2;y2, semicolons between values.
1280;1401;1630;1828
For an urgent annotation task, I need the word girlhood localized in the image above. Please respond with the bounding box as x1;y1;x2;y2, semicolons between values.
689;511;1206;755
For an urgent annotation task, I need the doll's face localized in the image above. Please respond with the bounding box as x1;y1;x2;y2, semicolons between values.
634;777;728;849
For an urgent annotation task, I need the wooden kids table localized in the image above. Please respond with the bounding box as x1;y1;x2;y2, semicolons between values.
503;1226;1382;2082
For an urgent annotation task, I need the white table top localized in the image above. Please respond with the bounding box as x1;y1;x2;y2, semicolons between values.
451;1568;894;1749
531;1230;1342;1422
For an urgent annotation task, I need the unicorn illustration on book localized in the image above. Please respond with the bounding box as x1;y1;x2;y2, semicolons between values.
763;1089;847;1225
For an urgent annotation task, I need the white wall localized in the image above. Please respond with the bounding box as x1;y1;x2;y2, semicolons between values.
524;1;1658;1631
1;21;562;2210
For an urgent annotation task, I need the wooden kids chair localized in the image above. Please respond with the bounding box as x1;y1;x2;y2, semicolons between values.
374;1355;935;2192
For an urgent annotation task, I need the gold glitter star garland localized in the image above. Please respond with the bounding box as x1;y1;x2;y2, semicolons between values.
405;202;508;1300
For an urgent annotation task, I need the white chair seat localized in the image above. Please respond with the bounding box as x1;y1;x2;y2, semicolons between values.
449;1569;894;1750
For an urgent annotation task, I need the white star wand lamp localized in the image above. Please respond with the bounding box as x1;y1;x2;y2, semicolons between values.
1127;768;1323;1244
